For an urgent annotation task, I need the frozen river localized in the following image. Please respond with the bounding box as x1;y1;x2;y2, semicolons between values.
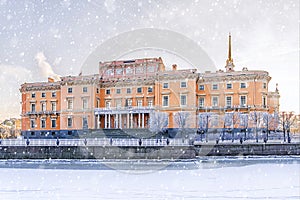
0;157;299;200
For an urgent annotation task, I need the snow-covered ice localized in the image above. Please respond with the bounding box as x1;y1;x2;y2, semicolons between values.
0;157;299;200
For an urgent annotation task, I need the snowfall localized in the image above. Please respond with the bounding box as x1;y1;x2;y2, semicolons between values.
0;157;299;200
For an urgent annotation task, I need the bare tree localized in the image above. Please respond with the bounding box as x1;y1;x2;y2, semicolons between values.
239;113;249;140
173;111;190;139
280;111;297;143
149;111;169;137
262;112;280;140
223;111;241;142
198;113;211;142
249;111;264;142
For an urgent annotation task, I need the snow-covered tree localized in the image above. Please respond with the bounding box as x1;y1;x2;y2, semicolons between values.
173;111;190;138
149;111;169;135
198;112;215;142
239;113;249;140
279;111;297;142
223;111;241;142
249;111;264;142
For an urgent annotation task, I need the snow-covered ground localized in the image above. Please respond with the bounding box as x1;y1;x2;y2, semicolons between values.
0;157;299;200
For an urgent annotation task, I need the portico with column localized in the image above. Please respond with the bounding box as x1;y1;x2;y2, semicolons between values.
94;107;153;129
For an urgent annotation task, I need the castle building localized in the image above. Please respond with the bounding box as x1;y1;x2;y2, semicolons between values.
20;35;280;138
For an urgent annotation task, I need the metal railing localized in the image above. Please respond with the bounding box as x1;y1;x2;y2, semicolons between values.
0;138;190;147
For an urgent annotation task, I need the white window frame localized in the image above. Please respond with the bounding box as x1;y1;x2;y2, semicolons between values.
199;85;204;90
225;96;232;108
240;82;246;89
116;88;121;94
240;95;247;107
51;102;57;111
162;95;169;107
67;117;72;128
82;98;88;109
40;118;46;129
180;81;187;88
30;119;36;129
226;83;232;89
212;83;218;90
180;95;187;107
41;102;46;112
199;97;205;108
51;119;56;128
163;82;169;89
212;96;219;107
31;103;36;112
67;98;73;110
137;99;143;107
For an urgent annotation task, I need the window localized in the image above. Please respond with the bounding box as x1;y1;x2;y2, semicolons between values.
148;100;153;107
212;84;218;90
83;98;88;109
41;102;46;111
30;119;36;129
147;66;155;73
67;117;72;128
180;81;187;88
136;66;143;74
126;67;133;74
163;82;169;89
51;102;56;111
116;99;122;108
137;100;143;107
240;83;246;88
96;88;99;94
137;87;142;93
106;101;111;108
240;96;246;106
52;92;56;97
116;88;121;94
226;83;232;89
116;68;123;75
163;95;169;107
41;92;46;98
68;88;72;93
212;96;219;107
106;89;111;95
51;119;56;128
263;96;267;108
180;95;187;106
67;99;73;110
31;103;36;112
148;87;153;93
41;119;46;128
126;88;131;94
199;85;204;90
31;93;35;98
96;99;100;108
83;87;88;93
82;117;88;129
125;99;132;107
199;98;204;107
226;96;232;108
263;82;267;89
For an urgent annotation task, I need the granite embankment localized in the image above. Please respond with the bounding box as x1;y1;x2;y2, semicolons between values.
0;143;299;159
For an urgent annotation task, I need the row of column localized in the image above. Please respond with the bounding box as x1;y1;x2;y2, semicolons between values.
96;113;145;129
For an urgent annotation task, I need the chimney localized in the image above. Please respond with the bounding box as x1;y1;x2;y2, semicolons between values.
172;64;177;70
48;77;55;83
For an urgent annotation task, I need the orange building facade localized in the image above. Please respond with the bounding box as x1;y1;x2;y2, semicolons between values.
20;35;280;138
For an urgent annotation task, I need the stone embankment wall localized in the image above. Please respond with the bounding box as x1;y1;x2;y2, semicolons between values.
0;144;299;159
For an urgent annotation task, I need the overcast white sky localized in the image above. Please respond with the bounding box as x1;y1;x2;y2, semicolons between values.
0;0;299;120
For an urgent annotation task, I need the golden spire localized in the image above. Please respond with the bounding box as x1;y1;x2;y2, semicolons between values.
228;33;232;61
225;32;234;71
